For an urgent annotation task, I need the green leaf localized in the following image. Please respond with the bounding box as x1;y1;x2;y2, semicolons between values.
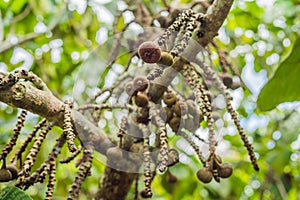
0;186;32;200
257;37;300;111
11;0;28;13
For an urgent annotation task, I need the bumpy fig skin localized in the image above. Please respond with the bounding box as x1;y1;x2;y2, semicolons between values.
218;163;233;178
138;41;162;64
197;168;213;183
133;76;150;92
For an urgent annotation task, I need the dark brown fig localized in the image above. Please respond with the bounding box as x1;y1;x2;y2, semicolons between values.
133;76;150;92
138;41;162;63
135;92;149;107
196;168;213;183
218;163;233;178
220;73;233;88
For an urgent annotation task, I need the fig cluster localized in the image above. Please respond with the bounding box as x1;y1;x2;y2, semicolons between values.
196;155;233;183
162;91;203;133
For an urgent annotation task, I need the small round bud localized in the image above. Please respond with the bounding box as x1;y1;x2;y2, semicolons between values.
174;101;188;116
138;41;162;63
133;76;149;92
106;147;123;160
218;163;233;178
196;168;213;183
135;93;149;107
0;169;12;182
163;92;177;106
125;81;134;96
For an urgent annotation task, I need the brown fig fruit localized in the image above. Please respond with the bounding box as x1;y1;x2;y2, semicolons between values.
133;76;149;92
169;117;181;132
163;92;177;106
218;163;233;178
138;41;162;63
196;168;213;183
135;93;149;107
164;107;173;123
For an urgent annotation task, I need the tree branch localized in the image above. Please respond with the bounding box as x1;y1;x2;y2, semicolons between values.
0;81;114;155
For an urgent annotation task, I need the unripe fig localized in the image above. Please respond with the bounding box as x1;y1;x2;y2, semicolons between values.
163;92;177;106
0;169;12;182
218;163;233;178
106;147;123;160
133;76;149;92
196;168;213;183
138;41;162;63
158;52;174;67
174;101;188;116
169;117;181;132
135;93;149;107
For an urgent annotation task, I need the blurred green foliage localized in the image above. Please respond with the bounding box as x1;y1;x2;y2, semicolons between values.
0;0;300;199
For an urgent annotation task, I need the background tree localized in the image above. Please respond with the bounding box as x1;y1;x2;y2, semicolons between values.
0;0;300;200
